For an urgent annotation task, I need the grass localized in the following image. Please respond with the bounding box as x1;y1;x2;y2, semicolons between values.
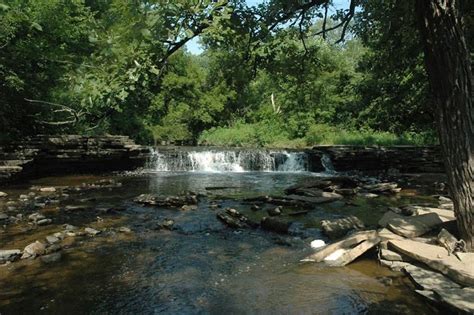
199;122;437;148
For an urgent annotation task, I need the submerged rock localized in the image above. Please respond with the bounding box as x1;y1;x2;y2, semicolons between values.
134;193;198;208
261;217;291;234
267;206;282;216
41;252;62;263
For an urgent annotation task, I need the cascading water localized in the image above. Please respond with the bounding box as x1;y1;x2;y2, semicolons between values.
148;149;309;172
321;153;336;174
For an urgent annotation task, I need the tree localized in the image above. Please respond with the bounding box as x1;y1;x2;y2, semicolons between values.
415;0;473;250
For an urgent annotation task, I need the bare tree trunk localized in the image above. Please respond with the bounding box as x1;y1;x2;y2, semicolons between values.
416;0;474;250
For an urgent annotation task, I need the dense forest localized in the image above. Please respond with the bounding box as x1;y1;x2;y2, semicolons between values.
0;0;472;147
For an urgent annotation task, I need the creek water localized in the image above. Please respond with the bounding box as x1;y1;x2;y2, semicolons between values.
0;150;442;314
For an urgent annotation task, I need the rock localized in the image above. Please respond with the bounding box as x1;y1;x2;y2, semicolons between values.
261;217;291;234
377;228;405;241
53;232;65;240
40;252;62;263
387;213;445;238
433;287;474;314
64;205;87;212
378;211;405;228
285;193;343;204
118;227;131;233
380;249;405;261
362;182;399;194
46;235;60;244
23;241;46;257
437;228;459;253
357;192;379;198
28;212;46;222
44;244;62;254
267;206;282;216
84;227;101;236
39;187;56;192
321;216;365;239
335;188;357;196
403;205;455;222
310;239;326;249
403;264;461;291
217;212;244;228
438;196;452;204
389;239;474;286
304;230;380;266
181;204;198;211
250;204;260;211
37;218;52;226
0;249;21;263
63;224;77;231
134;193;198;208
0;212;9;220
379;259;410;272
161;219;175;230
0;192;7;197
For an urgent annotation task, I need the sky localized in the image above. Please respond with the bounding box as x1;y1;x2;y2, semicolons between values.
186;0;349;54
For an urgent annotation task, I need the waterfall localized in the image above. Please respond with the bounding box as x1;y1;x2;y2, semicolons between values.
148;149;308;172
321;154;336;173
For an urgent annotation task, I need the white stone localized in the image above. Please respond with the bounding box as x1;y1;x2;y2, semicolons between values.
0;192;7;197
310;239;326;249
84;227;101;236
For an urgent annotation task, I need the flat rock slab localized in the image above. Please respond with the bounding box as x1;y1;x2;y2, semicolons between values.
403;264;461;291
380;249;405;261
387;213;445;238
407;206;456;222
379;259;410;272
304;230;380;266
378;211;404;228
433;287;474;314
321;216;365;239
389;239;474;286
377;228;405;241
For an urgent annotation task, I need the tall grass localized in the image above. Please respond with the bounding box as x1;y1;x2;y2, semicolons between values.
199;122;437;148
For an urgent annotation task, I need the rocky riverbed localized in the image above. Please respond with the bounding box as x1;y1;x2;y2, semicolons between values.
0;170;455;314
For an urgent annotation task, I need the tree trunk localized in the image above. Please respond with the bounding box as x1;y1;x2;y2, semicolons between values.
416;0;474;250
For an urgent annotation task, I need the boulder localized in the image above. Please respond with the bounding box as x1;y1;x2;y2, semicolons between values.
23;241;46;257
0;192;7;197
0;212;9;221
321;216;365;239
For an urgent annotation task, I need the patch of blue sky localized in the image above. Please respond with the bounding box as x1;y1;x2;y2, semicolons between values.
186;0;351;55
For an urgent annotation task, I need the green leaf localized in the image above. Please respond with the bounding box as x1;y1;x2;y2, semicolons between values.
31;22;43;32
0;3;9;11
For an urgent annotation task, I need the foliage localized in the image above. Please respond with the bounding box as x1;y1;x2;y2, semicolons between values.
1;0;455;146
